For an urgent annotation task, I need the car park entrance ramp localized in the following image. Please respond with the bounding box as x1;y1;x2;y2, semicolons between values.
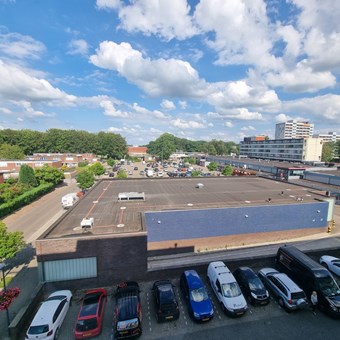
118;192;145;201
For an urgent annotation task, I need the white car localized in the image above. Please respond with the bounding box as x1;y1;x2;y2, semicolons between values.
26;290;72;340
207;261;247;316
320;255;340;276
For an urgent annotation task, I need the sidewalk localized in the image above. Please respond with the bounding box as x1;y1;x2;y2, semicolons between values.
0;259;39;339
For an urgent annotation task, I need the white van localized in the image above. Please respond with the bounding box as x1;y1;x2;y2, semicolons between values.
207;261;248;316
61;193;79;209
146;169;154;177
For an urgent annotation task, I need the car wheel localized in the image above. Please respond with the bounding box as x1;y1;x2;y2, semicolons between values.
221;302;226;313
54;327;59;340
321;262;329;270
278;298;284;308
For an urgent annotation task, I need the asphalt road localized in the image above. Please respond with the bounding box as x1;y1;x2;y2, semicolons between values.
2;177;79;243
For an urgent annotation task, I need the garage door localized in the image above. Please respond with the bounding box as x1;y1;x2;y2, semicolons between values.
40;257;97;282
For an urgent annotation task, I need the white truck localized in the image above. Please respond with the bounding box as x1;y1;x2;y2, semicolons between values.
61;193;79;209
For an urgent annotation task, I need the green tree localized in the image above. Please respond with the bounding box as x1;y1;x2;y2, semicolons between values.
0;144;25;159
76;170;94;190
146;133;176;160
322;142;335;162
90;162;105;176
191;170;201;177
207;162;218;171
116;169;127;179
78;161;89;167
18;164;38;187
34;165;65;185
95;132;127;159
222;165;233;176
206;144;217;156
107;158;116;167
0;221;25;262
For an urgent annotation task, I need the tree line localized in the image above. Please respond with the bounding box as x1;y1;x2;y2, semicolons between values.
146;133;239;160
0;129;128;159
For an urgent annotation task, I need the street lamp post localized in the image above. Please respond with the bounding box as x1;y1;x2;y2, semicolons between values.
0;262;10;336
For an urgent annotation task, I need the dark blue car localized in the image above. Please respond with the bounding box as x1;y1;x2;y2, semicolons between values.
180;270;214;322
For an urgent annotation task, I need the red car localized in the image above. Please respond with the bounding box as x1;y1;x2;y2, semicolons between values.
74;288;107;339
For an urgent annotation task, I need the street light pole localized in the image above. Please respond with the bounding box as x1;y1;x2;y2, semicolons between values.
0;262;10;336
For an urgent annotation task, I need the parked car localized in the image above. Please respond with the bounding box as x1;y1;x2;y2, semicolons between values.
74;288;107;339
134;166;138;171
207;261;247;316
320;255;340;276
233;266;270;306
258;268;308;312
113;281;142;339
180;270;214;322
109;172;115;177
276;245;340;317
25;290;72;340
139;170;145;176
152;280;180;322
157;172;163;177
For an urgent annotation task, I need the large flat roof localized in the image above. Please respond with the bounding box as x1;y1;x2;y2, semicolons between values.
42;177;327;239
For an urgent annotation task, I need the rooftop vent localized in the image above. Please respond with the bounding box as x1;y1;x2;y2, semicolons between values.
118;192;145;201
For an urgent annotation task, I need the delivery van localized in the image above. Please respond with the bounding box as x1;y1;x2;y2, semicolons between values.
276;245;340;318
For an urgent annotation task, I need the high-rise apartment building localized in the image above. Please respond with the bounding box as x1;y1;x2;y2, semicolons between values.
275;120;314;139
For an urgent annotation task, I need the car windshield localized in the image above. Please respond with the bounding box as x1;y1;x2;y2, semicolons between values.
318;276;340;297
248;278;264;290
332;261;340;268
76;317;98;332
190;287;208;302
222;282;242;298
28;325;49;335
117;318;139;331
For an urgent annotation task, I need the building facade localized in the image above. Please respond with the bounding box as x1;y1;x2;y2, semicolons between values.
275;120;314;139
313;132;340;143
239;137;323;162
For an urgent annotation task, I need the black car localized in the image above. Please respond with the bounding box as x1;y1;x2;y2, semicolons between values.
152;280;180;322
233;267;270;306
113;281;142;339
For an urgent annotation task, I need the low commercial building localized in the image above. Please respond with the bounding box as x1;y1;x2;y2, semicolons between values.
35;177;334;288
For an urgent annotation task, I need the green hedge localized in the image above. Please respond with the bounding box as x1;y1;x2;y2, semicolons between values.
0;183;54;218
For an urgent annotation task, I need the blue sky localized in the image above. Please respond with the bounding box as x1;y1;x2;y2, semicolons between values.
0;0;339;146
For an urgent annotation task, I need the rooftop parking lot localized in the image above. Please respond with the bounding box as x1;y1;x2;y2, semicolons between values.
44;176;325;239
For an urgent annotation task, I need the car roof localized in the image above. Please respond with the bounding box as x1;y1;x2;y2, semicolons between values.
272;273;303;292
259;267;279;276
322;255;340;262
31;300;61;326
209;261;236;284
184;270;204;289
236;266;257;279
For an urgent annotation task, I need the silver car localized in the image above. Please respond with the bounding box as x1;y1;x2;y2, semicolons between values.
258;268;308;312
